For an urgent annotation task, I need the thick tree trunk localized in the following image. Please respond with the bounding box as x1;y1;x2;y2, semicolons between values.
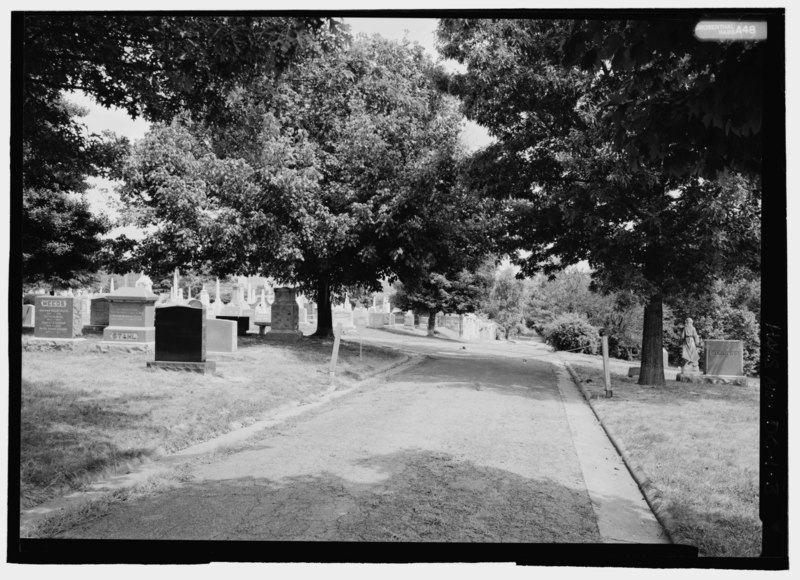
311;278;333;338
638;293;666;386
427;311;436;336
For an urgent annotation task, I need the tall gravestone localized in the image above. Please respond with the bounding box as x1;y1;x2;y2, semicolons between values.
100;287;158;349
265;287;302;340
147;305;216;373
33;296;82;339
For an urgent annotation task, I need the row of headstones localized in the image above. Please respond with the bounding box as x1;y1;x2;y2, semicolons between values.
26;284;311;355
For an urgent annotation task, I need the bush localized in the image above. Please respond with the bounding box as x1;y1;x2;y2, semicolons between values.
542;313;599;354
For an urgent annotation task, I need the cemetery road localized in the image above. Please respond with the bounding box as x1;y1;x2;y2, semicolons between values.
55;329;666;544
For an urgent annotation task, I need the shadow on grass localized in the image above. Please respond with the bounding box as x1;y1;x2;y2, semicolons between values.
55;448;603;544
21;379;160;508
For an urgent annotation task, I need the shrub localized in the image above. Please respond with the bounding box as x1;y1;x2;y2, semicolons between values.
542;313;599;354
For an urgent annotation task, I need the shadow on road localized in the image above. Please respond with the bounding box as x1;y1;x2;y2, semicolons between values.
57;448;601;544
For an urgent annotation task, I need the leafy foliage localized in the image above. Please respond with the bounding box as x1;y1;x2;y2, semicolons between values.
665;278;761;375
481;265;528;339
118;36;470;336
21;14;337;289
542;313;599;354
22;189;109;289
437;18;761;384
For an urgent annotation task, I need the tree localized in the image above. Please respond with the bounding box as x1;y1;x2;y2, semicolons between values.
118;36;469;337
20;14;337;287
22;189;109;290
482;265;528;339
438;18;761;385
393;260;496;336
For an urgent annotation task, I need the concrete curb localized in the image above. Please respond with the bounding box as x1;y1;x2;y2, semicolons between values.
561;358;680;546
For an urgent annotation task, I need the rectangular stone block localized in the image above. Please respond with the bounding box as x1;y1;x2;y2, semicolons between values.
34;296;80;338
22;304;35;327
704;339;745;376
368;312;384;328
217;315;250;336
155;305;207;363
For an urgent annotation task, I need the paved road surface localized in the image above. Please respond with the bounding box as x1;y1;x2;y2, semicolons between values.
53;328;666;544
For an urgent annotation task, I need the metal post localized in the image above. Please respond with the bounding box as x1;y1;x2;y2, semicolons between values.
602;335;612;397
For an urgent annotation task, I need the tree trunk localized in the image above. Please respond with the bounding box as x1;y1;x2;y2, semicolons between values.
638;293;666;386
427;311;436;336
311;278;333;338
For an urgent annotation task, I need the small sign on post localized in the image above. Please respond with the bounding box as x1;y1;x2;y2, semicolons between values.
602;335;612;398
329;323;343;380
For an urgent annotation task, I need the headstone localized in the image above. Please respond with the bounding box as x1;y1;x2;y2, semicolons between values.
33;296;81;338
704;340;745;377
80;296;91;326
460;314;479;340
368;311;384;328
187;299;203;308
89;297;110;326
393;312;405;325
353;306;368;328
333;308;355;331
265;287;302;340
22;304;35;328
100;286;158;348
135;273;154;295
404;311;414;328
147;305;216;373
206;318;238;353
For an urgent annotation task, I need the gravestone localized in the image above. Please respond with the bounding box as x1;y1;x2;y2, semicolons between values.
394;312;405;325
89;297;110;326
704;340;745;377
147;305;216;373
100;287;158;349
353;307;368;328
264;287;302;340
187;299;203;309
404;311;414;328
207;318;238;353
22;304;35;328
368;311;385;328
333;308;355;331
33;296;82;338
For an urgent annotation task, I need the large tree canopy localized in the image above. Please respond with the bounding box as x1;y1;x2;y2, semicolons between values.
20;14;338;288
437;18;762;385
119;35;472;336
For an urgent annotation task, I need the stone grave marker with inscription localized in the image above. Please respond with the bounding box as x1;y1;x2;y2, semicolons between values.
147;305;216;373
264;287;302;340
33;296;82;339
704;340;745;377
100;287;158;349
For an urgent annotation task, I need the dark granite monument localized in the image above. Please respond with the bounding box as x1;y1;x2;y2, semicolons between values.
147;305;216;373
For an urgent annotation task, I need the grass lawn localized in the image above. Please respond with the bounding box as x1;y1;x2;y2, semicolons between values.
19;332;404;510
566;355;760;557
